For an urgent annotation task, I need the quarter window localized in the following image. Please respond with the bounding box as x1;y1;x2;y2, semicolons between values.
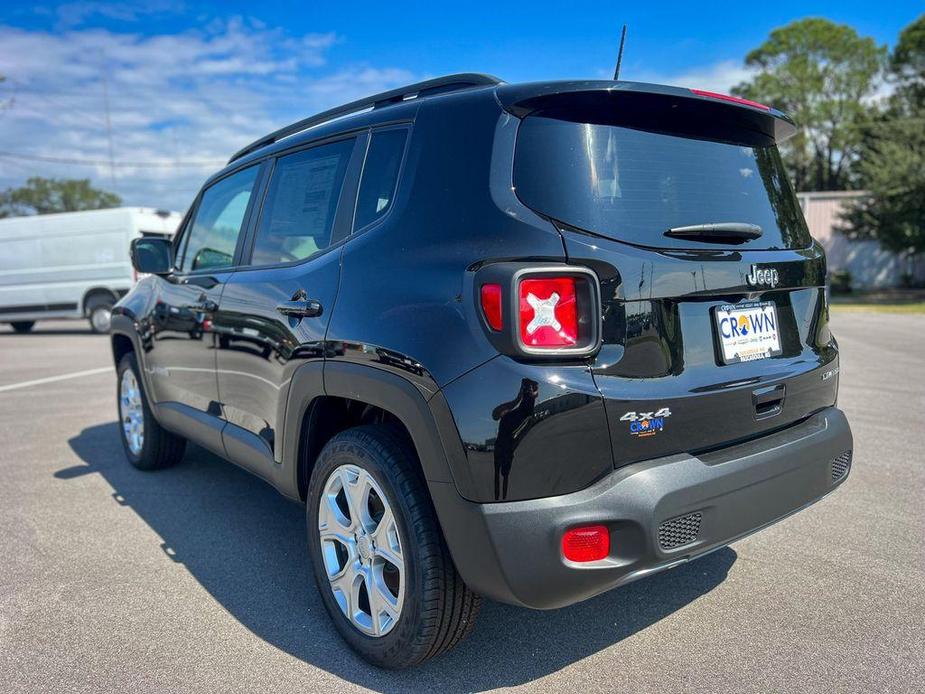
180;166;260;272
250;139;354;266
354;129;407;231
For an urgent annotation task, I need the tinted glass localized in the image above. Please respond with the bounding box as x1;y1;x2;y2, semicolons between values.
354;129;407;231
181;166;259;272
514;116;811;250
250;139;354;266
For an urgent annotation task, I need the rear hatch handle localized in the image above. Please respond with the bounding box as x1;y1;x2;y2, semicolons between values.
664;222;763;243
753;383;785;420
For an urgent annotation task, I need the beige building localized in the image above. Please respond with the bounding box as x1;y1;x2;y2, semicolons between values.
797;191;922;289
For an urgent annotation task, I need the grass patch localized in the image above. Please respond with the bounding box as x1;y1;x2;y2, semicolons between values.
830;302;925;313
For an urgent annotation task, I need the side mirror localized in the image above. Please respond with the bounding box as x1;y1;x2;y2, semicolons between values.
131;237;173;275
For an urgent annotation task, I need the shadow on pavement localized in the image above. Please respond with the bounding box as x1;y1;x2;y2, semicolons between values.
63;422;736;691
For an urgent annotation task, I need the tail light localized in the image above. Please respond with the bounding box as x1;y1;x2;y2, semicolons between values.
562;525;610;562
477;265;601;358
513;267;600;356
480;283;503;331
519;276;578;348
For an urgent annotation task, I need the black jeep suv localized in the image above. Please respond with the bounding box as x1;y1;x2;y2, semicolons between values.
112;74;853;668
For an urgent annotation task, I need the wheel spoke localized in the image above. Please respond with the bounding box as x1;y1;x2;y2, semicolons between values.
337;467;365;531
372;506;402;566
329;562;360;620
368;565;401;635
318;492;351;535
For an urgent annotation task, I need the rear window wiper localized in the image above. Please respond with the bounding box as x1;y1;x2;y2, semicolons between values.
664;222;763;243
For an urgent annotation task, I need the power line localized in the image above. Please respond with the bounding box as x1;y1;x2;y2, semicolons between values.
0;151;225;167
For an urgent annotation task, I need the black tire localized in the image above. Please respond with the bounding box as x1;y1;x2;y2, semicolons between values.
116;352;185;470
86;294;114;334
10;321;35;334
306;425;480;669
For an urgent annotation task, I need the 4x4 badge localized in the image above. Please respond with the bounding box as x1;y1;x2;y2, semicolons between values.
747;265;779;288
620;408;672;438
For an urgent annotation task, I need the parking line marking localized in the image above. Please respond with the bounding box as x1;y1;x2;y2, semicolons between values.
0;366;112;393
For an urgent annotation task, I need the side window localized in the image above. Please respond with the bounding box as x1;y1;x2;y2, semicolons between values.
250;138;354;266
180;165;259;272
354;129;407;231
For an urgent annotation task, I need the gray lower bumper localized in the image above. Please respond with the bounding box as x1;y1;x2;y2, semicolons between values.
431;407;853;609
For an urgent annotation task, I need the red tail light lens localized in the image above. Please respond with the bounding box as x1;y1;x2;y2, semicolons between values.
690;88;771;111
562;525;610;562
518;276;578;348
480;283;503;331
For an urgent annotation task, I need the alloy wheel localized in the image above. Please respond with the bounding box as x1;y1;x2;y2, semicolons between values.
119;369;144;456
318;464;405;637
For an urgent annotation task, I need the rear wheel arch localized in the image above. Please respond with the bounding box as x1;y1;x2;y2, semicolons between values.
284;361;461;503
109;315;158;412
111;332;134;366
295;395;418;501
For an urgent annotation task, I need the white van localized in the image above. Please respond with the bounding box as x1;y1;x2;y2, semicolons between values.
0;207;181;333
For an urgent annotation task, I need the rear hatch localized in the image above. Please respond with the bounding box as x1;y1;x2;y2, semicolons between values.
504;83;840;467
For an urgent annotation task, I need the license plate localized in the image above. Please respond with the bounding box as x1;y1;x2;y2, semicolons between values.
713;301;782;364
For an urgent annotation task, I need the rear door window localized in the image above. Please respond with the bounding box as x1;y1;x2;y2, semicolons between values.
249;138;354;266
513;116;811;250
354;129;408;231
180;165;260;272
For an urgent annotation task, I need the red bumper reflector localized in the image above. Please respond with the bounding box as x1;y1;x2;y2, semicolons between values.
690;88;771;112
519;276;578;348
562;525;610;562
480;283;503;331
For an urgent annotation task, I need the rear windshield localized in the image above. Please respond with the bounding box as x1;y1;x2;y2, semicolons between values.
513;116;810;250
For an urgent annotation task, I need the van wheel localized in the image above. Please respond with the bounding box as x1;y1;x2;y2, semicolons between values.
306;425;480;669
10;321;35;334
117;353;185;470
87;296;114;333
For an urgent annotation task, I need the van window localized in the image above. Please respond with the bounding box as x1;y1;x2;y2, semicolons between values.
354;129;407;231
181;165;259;272
250;139;354;266
513;116;811;251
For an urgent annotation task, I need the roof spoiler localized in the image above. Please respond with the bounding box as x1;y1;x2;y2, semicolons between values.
496;80;797;144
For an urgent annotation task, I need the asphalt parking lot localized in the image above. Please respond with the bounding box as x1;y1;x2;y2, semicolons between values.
0;314;923;693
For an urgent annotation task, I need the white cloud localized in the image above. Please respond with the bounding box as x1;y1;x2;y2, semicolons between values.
0;19;416;212
632;59;756;94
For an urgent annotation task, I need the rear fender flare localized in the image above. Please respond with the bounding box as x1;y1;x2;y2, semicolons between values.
281;361;465;501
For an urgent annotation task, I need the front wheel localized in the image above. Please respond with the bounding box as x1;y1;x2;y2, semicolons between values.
306;425;480;669
117;353;185;470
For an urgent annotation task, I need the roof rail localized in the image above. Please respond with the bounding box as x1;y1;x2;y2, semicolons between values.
227;73;503;164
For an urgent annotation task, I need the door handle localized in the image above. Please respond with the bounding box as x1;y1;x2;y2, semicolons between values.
277;297;323;318
194;294;218;312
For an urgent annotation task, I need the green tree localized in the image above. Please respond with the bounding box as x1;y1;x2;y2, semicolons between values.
732;18;886;191
842;15;925;258
0;177;122;217
891;12;925;106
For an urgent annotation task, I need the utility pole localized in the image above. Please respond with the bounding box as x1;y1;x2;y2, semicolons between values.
99;51;116;189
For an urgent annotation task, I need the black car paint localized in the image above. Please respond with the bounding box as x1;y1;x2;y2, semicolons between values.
112;77;851;608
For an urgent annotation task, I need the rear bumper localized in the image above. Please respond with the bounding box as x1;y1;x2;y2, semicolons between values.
430;406;853;609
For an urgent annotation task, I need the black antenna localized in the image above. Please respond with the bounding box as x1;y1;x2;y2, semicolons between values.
613;24;627;80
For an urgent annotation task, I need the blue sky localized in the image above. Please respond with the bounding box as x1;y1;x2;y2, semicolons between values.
0;0;921;211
